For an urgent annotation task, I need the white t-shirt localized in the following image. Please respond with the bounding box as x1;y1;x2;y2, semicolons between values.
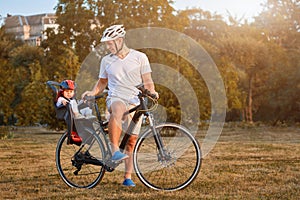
99;49;152;105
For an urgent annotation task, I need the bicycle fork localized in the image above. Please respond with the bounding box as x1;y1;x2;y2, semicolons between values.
147;113;171;162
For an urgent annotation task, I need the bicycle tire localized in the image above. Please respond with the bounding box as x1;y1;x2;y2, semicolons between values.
133;123;202;191
56;127;106;188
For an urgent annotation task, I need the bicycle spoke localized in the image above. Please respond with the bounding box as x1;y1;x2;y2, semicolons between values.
134;124;202;191
56;130;106;188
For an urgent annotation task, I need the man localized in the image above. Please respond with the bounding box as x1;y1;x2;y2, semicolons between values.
82;24;158;187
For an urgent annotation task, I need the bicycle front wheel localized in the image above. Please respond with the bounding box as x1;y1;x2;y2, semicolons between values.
56;127;106;188
133;123;202;191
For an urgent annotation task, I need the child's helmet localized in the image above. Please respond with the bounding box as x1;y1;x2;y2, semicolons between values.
60;80;76;90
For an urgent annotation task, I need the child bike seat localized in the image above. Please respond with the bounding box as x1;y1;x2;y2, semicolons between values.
46;81;68;120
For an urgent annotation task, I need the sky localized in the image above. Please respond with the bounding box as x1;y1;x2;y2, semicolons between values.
173;0;266;21
0;0;266;24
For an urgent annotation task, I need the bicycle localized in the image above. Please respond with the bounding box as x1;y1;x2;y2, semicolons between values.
47;81;202;191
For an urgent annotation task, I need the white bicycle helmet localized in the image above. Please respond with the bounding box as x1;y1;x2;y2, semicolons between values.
101;24;126;42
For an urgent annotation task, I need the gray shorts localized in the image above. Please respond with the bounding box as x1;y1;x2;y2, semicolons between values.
106;97;142;135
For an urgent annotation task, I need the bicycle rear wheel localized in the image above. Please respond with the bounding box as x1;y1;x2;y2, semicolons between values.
134;123;202;191
56;127;106;188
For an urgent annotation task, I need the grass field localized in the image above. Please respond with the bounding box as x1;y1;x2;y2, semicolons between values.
0;126;299;199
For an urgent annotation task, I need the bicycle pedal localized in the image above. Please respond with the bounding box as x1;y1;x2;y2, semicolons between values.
105;160;120;171
104;165;115;172
113;160;123;165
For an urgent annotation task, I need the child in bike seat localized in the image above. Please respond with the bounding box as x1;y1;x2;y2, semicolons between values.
56;80;95;119
55;80;96;146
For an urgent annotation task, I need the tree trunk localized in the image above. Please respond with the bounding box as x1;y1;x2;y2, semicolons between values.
247;75;253;123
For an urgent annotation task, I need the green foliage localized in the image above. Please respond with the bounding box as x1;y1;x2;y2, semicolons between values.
252;0;300;123
14;62;48;125
53;0;101;62
9;45;44;67
0;28;22;124
254;0;300;48
94;0;185;29
44;46;80;81
0;61;15;124
217;27;274;123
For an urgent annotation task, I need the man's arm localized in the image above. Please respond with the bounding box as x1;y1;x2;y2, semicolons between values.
92;78;108;95
81;78;108;98
142;72;159;98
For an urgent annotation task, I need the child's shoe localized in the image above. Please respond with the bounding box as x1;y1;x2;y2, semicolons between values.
70;131;82;146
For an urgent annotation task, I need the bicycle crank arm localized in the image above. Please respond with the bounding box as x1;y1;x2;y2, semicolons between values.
83;157;104;166
103;160;123;172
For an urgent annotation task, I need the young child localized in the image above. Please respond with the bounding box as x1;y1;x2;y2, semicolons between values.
56;80;84;119
56;80;95;119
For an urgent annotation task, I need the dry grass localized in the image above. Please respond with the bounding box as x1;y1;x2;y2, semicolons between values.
0;126;299;199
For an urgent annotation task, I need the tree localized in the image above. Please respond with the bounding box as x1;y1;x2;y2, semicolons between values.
0;61;15;125
14;62;49;125
218;25;272;123
53;0;101;62
254;42;296;123
179;8;226;42
253;0;300;123
45;0;187;62
254;0;300;48
7;45;46;125
181;9;246;121
44;46;80;82
0;27;19;124
0;27;45;125
94;0;185;29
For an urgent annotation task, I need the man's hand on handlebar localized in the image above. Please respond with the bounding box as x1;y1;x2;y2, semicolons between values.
81;91;94;100
151;91;159;100
136;84;159;99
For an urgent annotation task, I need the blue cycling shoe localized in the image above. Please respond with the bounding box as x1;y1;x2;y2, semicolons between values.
111;151;129;162
123;179;136;187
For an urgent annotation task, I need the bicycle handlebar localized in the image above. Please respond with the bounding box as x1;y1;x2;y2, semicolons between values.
83;89;108;101
136;84;158;99
83;85;157;102
83;95;105;101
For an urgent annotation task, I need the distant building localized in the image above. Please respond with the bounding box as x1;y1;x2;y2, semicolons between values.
4;13;58;46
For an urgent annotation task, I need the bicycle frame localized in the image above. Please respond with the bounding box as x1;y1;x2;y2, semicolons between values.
91;90;168;165
119;92;167;159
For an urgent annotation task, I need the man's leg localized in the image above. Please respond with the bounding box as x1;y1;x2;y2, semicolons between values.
124;135;137;179
122;110;143;186
108;100;129;161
